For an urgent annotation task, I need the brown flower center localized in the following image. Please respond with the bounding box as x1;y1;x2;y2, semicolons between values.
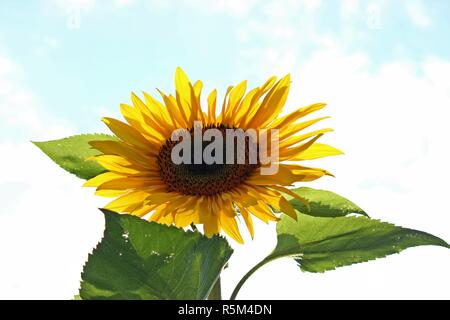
157;124;259;196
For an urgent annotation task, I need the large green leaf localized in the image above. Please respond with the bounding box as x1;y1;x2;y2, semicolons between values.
230;212;449;299
79;210;233;300
274;213;449;273
33;134;116;180
288;187;368;217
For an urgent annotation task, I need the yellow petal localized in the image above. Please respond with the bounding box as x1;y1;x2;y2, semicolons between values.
175;67;203;123
193;80;206;123
130;204;158;217
248;163;330;185
120;103;166;143
293;143;344;160
232;88;259;127
280;129;333;149
144;193;172;205
207;89;217;124
270;102;327;129
237;76;278;129
243;185;296;220
268;184;310;211
164;195;198;215
95;189;128;197
246;74;290;128
247;201;279;223
83;171;125;187
278;116;330;139
104;191;149;212
219;207;244;244
149;204;168;222
203;213;221;238
175;67;192;112
218;85;233;123
89;140;158;168
236;204;254;239
159;212;175;225
149;204;176;225
88;155;143;175
157;89;186;128
142;91;174;135
174;210;196;228
131;92;152;118
102;117;152;151
97;177;164;190
279;196;298;220
279;133;325;160
193;80;203;98
223;80;247;124
260;76;277;93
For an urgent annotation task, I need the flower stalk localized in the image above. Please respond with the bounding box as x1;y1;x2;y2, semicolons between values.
208;277;222;300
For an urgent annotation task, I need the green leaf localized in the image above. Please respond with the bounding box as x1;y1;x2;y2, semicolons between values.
288;187;368;217
273;213;449;273
79;210;233;300
33;134;116;180
230;213;449;299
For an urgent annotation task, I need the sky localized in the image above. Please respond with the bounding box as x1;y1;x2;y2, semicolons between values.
0;0;449;299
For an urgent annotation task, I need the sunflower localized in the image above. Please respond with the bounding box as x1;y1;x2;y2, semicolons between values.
84;68;342;243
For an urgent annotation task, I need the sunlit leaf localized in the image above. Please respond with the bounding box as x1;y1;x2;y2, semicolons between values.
33;134;116;180
288;187;368;217
273;212;449;273
79;210;233;300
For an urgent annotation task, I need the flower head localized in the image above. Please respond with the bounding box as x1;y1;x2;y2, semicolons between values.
85;68;342;243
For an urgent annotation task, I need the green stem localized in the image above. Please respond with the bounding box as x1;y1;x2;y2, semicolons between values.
230;257;277;300
208;277;222;300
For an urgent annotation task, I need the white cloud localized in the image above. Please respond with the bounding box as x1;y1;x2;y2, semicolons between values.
45;0;257;17
44;0;95;29
50;0;95;11
262;0;296;19
0;53;99;299
341;0;359;18
301;0;322;12
0;56;73;141
211;0;256;16
0;57;14;76
423;57;450;93
114;0;134;7
405;0;431;28
341;0;432;29
0;142;106;299
32;36;60;57
366;2;382;30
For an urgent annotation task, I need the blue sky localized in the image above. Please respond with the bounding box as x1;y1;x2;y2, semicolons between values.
1;0;450;299
1;0;450;137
